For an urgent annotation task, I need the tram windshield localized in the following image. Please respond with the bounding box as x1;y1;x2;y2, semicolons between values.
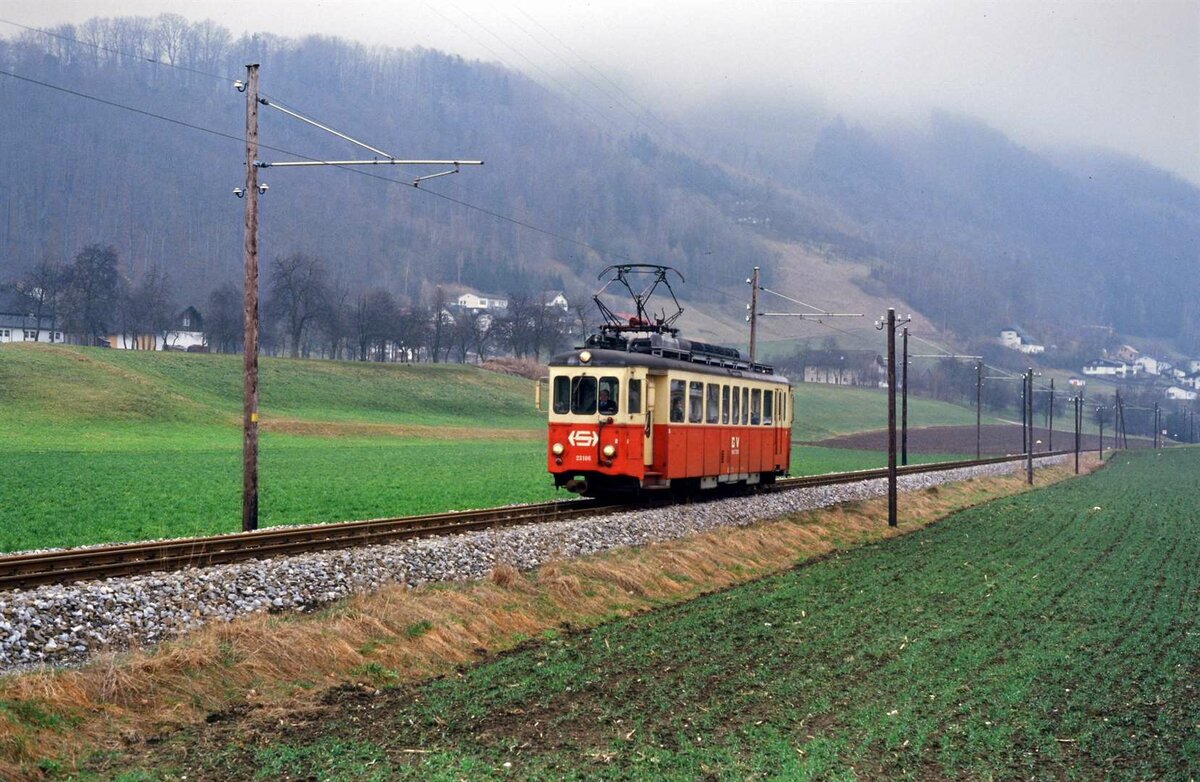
552;375;620;415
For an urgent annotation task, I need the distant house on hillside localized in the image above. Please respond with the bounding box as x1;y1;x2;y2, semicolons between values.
1113;344;1141;362
542;290;569;311
1083;359;1131;378
998;326;1045;354
0;291;63;344
1067;376;1087;389
800;350;885;387
1133;355;1169;376
455;292;509;313
1165;386;1198;401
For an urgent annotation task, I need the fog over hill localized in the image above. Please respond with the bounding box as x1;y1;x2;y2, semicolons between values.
1;17;1197;352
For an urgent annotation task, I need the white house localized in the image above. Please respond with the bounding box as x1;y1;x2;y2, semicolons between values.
542;290;569;311
109;306;206;351
0;291;63;343
1133;355;1169;376
998;327;1045;355
1083;359;1130;377
456;292;509;312
1165;386;1198;401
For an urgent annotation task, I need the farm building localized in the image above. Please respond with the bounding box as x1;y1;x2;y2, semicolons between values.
998;326;1045;354
455;292;509;312
0;291;62;343
1083;359;1132;378
107;306;206;351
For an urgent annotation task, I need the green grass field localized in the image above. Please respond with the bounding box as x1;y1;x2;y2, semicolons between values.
1;344;990;552
168;448;1198;781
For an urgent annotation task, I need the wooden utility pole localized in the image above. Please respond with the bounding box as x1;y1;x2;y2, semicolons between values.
1048;378;1054;451
1080;398;1089;477
901;326;909;466
1025;368;1034;485
975;361;982;459
748;266;759;364
1021;378;1027;454
1098;409;1104;460
884;309;897;527
241;63;261;532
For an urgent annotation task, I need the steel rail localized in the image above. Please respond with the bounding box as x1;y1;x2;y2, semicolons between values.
0;451;1071;591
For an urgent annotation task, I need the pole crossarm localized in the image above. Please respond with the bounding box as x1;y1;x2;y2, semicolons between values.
758;312;863;318
259;159;484;167
908;354;982;359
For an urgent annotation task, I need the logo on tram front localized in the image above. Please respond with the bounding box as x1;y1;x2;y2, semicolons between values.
568;430;599;447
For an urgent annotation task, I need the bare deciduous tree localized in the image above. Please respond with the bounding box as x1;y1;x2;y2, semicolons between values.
267;254;330;359
205;282;242;353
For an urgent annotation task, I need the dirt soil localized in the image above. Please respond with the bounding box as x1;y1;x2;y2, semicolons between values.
808;423;1146;455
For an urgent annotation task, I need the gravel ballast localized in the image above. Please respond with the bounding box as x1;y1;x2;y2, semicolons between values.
0;456;1066;670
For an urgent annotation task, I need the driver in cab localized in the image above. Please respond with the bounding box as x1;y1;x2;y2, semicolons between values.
598;388;617;414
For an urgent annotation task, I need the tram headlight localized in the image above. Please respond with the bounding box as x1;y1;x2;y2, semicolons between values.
602;444;616;458
579;350;592;364
552;442;565;456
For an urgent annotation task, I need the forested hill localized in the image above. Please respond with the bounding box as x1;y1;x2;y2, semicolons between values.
0;21;772;304
794;113;1200;349
2;16;1197;352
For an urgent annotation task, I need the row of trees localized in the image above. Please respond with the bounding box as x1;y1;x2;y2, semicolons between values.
238;253;582;363
8;244;180;347
6;244;585;363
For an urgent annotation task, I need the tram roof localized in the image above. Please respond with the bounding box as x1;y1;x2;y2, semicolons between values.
549;347;790;384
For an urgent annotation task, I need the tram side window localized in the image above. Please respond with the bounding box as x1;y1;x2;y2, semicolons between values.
706;384;720;424
731;384;741;424
751;388;762;425
688;381;704;423
628;379;642;414
598;376;620;414
763;390;774;425
742;388;750;425
670;380;686;422
721;385;730;424
572;376;597;415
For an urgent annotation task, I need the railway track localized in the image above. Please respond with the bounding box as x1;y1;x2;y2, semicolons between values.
0;451;1069;591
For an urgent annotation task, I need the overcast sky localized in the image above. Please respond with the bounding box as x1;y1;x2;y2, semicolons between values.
6;0;1198;184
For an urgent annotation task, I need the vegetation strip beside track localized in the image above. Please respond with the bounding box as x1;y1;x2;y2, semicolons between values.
0;453;1067;590
93;447;1193;781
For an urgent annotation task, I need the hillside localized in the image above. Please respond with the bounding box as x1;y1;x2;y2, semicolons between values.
0;342;542;432
2;16;1196;354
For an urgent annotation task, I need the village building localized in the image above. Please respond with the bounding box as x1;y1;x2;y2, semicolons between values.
998;326;1045;354
108;306;206;351
1165;386;1198;401
0;291;63;343
455;292;509;312
1082;359;1132;378
1113;344;1141;362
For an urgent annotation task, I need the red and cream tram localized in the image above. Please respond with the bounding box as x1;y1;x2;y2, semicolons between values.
544;331;792;497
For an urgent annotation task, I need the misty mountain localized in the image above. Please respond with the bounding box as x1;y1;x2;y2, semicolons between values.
2;16;1196;353
788;112;1199;349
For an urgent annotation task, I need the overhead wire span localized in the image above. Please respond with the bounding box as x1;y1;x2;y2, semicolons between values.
0;66;641;267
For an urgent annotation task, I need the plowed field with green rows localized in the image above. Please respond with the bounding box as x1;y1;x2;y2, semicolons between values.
170;448;1200;781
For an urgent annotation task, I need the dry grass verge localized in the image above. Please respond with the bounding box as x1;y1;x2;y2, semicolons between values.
0;457;1098;779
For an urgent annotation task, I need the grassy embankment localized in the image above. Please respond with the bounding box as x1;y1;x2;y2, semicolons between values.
2;344;988;551
65;447;1191;781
